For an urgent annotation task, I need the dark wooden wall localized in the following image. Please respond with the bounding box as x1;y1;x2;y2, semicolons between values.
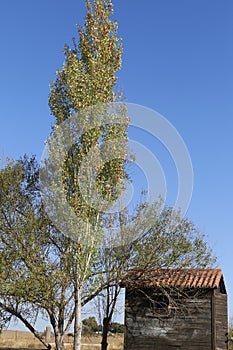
124;287;227;350
214;289;228;350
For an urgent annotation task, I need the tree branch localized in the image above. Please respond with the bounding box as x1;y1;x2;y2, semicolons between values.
0;302;51;349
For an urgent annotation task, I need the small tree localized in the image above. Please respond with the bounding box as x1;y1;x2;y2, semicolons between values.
0;156;60;349
82;316;99;335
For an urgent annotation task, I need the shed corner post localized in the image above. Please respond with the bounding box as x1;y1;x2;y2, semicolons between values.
211;289;216;350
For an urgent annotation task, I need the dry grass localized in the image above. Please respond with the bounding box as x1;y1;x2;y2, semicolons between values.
0;331;124;350
0;330;44;349
81;335;123;350
0;339;44;349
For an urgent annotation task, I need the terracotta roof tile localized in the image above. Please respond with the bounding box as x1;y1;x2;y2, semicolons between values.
122;268;223;289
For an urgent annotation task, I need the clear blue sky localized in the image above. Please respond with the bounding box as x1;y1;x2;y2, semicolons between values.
0;0;233;330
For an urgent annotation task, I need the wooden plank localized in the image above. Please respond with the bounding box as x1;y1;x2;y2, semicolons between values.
125;289;213;350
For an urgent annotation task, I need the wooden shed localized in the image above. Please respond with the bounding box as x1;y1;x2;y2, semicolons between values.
122;268;228;350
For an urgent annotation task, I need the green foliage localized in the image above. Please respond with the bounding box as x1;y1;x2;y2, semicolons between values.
109;322;124;334
49;0;128;223
49;0;122;121
82;316;100;334
0;157;73;323
82;317;124;335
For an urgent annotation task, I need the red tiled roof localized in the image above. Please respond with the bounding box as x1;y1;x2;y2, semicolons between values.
121;268;223;289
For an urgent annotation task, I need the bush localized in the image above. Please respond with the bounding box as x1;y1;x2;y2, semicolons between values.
109;322;125;334
82;317;100;335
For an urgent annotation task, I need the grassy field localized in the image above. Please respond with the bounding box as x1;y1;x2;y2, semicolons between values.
80;335;123;350
0;330;124;350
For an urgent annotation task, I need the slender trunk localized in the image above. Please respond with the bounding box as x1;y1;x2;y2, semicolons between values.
74;284;83;350
54;332;64;350
101;316;110;350
49;309;65;350
101;285;120;350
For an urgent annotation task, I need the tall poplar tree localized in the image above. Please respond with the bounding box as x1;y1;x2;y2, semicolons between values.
48;1;128;349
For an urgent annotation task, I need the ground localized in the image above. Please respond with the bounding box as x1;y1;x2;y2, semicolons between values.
0;330;123;350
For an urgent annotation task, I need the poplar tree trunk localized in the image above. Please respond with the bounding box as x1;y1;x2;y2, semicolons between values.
74;284;83;350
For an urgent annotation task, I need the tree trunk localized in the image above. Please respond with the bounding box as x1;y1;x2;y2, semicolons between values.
54;332;64;350
101;317;109;350
100;285;120;350
74;284;83;350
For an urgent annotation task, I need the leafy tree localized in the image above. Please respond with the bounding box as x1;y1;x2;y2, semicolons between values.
0;157;56;349
128;201;216;269
0;157;109;350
